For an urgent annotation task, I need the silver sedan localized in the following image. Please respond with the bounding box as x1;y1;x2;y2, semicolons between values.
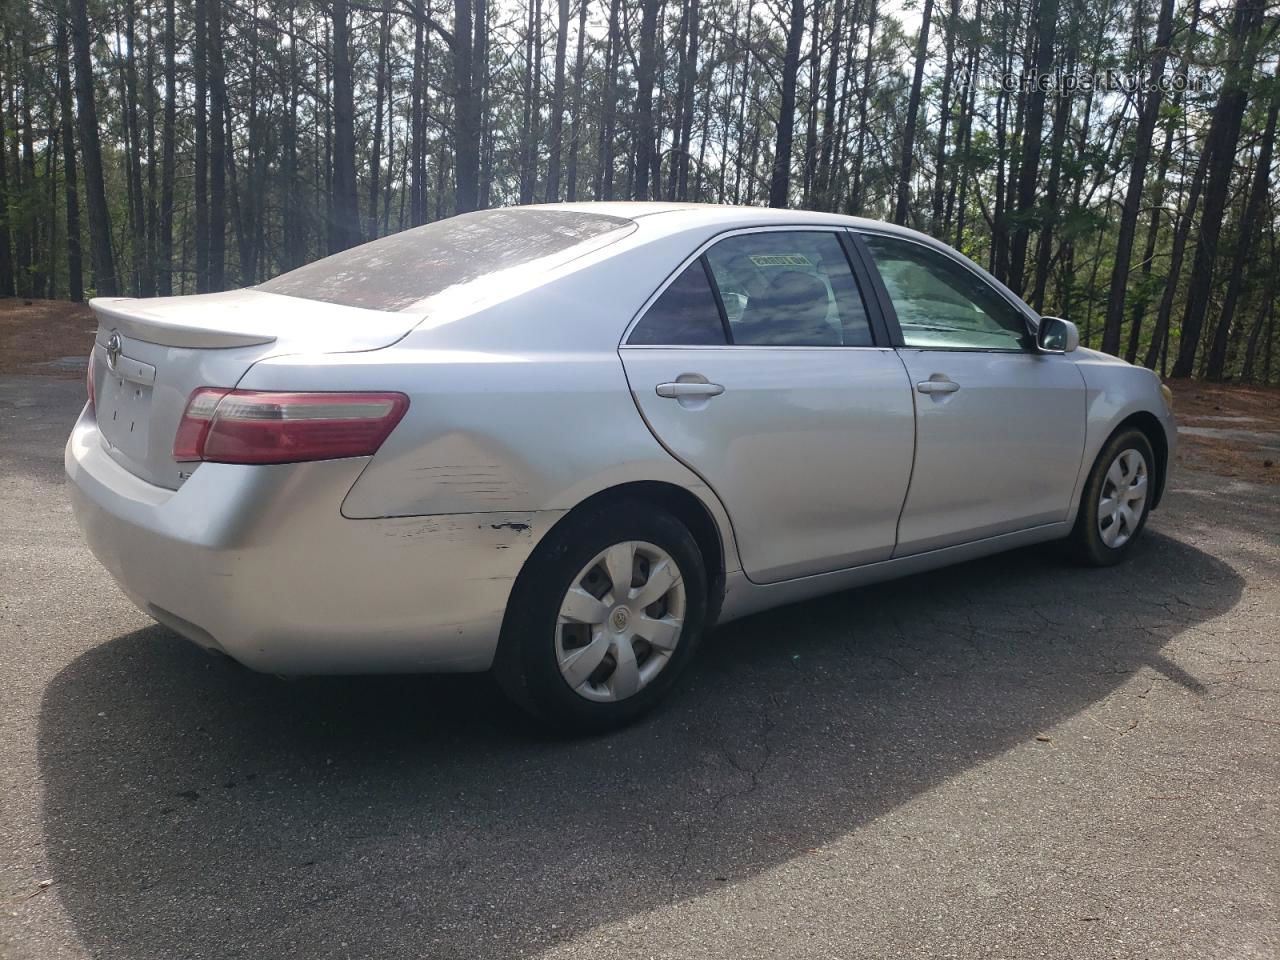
66;203;1177;729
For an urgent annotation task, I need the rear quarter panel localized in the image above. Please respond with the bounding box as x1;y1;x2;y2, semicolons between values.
235;240;743;573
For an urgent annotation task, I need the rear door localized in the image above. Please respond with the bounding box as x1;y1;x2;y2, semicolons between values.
854;231;1087;556
620;227;916;584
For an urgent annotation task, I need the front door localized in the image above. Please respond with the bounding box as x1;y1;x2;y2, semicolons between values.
857;231;1087;556
621;228;916;584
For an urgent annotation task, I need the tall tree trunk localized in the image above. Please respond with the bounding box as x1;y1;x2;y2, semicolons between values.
410;11;426;224
222;95;252;286
597;0;621;199
829;0;861;206
193;0;209;290
814;0;845;210
451;0;486;214
930;0;960;232
0;93;11;298
1029;39;1075;311
70;0;118;295
207;0;227;287
368;7;390;240
892;0;934;224
329;0;360;250
478;0;493;208
144;0;159;295
693;24;714;199
280;5;304;268
122;1;150;295
44;113;59;299
565;0;589;201
544;0;570;201
949;0;980;244
1007;0;1057;294
732;2;754;204
1143;132;1210;370
519;0;542;204
848;0;876;214
633;0;661;200
675;0;700;200
801;0;822;205
1100;0;1174;354
988;2;1013;278
1241;227;1277;381
768;0;806;208
1205;95;1277;380
56;13;84;302
18;51;40;298
1171;0;1264;377
1125;11;1192;363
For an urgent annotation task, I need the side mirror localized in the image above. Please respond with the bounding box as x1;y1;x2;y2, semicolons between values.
1035;316;1079;354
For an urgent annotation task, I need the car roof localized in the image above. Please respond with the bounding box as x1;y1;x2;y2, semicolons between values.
519;200;931;241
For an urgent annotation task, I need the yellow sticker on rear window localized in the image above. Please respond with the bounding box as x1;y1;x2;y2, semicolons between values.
748;254;813;267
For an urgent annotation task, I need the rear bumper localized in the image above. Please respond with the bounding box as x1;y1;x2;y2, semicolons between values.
65;408;561;673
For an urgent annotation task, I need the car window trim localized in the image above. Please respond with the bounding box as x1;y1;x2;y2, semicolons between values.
839;231;895;347
699;255;736;344
850;228;1038;355
621;225;893;350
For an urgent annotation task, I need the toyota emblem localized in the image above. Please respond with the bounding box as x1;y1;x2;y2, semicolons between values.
106;331;122;371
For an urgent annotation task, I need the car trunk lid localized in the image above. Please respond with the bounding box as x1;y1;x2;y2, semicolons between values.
89;290;420;489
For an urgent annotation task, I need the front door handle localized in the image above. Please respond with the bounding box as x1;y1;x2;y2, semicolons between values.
916;377;960;395
656;381;725;399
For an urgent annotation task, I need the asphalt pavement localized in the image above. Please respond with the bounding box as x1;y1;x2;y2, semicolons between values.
2;373;1277;959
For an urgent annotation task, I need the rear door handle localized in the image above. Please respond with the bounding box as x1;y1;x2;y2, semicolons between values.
656;381;725;399
916;377;960;395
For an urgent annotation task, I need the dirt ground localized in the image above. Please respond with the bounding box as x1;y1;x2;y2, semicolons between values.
1;297;1275;481
0;298;96;378
1168;378;1280;483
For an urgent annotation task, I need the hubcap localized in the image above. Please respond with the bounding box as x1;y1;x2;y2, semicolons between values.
1098;448;1149;549
555;540;686;702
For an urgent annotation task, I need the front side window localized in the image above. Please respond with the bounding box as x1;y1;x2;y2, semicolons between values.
862;234;1030;351
703;232;873;346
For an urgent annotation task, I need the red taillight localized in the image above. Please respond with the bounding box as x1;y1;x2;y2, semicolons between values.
86;350;96;411
173;389;409;465
172;387;231;460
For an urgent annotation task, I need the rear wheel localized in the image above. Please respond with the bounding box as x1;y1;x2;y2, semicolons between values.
1069;428;1155;566
495;501;708;731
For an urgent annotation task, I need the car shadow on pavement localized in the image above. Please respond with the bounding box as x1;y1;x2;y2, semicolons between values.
38;531;1241;960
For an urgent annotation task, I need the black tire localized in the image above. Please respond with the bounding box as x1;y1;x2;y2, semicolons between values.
1068;427;1156;567
493;499;709;733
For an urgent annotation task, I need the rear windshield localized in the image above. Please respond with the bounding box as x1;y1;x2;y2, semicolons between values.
258;208;634;312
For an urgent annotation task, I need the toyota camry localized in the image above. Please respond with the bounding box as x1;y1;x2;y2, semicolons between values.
66;203;1177;730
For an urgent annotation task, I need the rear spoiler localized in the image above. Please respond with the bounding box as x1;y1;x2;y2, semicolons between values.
90;297;278;350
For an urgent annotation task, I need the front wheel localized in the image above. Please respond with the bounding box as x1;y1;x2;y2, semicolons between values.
1068;428;1156;566
494;501;708;732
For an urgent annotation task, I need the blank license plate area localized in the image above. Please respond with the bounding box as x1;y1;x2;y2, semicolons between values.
100;374;153;462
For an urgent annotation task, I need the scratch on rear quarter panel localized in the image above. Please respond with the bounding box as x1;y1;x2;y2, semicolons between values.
376;513;539;550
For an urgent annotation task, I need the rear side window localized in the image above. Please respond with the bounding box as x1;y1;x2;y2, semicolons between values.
703;232;873;346
258;208;633;312
628;261;728;345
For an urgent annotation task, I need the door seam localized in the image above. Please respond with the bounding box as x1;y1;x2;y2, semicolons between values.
889;348;919;560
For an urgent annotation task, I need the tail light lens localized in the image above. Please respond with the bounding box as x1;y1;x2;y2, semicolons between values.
173;389;409;465
172;387;231;460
